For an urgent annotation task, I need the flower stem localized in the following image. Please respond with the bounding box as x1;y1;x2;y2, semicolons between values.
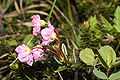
47;0;56;21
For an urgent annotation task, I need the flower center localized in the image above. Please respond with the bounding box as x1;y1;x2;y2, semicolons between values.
51;32;56;40
25;47;31;55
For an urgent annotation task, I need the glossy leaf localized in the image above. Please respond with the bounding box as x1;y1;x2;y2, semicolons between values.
79;48;95;66
98;46;116;68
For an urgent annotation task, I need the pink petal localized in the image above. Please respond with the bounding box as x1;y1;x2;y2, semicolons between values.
41;40;51;45
15;44;30;55
48;21;54;30
32;15;41;27
26;54;33;66
41;28;50;40
32;48;45;62
32;15;41;36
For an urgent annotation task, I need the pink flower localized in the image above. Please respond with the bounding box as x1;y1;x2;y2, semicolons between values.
15;44;33;66
32;47;46;62
32;15;41;36
41;22;56;45
15;44;47;66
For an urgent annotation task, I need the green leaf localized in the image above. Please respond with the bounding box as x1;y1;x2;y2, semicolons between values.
89;16;102;38
98;46;116;68
109;71;120;80
79;48;96;66
89;16;98;31
101;16;113;31
93;68;108;79
94;30;102;39
23;34;34;48
113;6;120;32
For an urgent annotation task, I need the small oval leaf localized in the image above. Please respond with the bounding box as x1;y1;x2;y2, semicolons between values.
93;68;108;79
109;71;120;80
79;48;95;66
98;46;116;68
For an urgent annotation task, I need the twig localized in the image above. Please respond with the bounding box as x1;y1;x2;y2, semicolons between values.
58;72;63;80
0;33;20;39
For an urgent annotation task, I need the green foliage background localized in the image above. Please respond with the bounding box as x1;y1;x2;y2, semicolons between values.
0;0;120;80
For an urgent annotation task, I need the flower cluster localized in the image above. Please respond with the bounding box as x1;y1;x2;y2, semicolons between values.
32;15;56;45
15;44;46;66
15;15;57;66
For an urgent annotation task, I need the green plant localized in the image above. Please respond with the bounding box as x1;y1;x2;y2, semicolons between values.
79;45;120;80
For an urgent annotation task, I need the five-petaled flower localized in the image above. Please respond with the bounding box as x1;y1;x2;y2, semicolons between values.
15;44;33;66
41;22;56;45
